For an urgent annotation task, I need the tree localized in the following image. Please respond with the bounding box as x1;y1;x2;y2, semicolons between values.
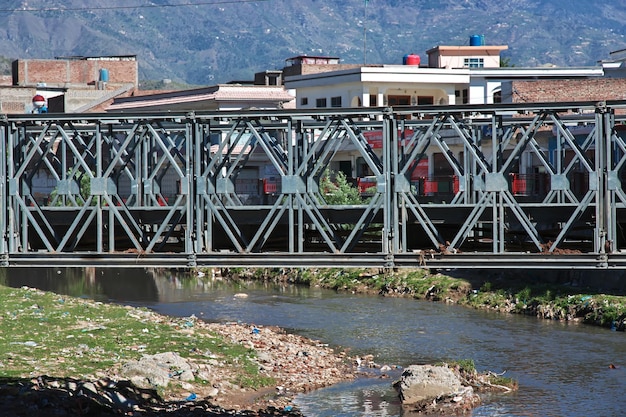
319;169;363;205
500;57;515;68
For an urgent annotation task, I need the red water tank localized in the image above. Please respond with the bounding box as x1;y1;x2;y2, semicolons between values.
405;54;421;66
32;94;46;105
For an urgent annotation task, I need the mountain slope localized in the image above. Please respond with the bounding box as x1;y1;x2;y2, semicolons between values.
0;0;625;85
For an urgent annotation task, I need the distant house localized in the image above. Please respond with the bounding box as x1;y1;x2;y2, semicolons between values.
104;83;296;206
425;42;508;69
275;37;624;186
282;38;605;109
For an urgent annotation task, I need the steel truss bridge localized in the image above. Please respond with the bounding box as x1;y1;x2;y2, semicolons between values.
4;100;626;269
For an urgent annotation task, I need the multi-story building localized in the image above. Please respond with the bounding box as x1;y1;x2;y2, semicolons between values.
279;37;626;195
283;37;605;109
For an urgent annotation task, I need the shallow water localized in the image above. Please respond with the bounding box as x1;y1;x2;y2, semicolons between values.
4;268;625;416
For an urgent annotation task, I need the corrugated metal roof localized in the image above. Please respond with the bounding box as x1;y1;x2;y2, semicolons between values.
107;85;293;111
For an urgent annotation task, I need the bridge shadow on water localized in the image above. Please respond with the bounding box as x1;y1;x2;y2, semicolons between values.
3;266;626;305
0;267;162;303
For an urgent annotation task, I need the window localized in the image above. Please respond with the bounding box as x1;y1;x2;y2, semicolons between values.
464;58;484;68
369;95;377;107
387;95;410;106
331;96;342;107
316;98;327;108
462;89;469;104
417;96;434;105
493;90;502;103
300;97;308;106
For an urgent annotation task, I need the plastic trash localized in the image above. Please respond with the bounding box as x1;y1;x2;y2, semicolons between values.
185;393;197;401
284;405;293;412
252;327;260;334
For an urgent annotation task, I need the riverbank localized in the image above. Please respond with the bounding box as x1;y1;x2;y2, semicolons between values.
218;267;626;331
2;267;622;416
0;284;361;416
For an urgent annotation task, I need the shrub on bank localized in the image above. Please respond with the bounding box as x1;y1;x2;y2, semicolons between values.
218;267;471;301
215;267;626;331
461;280;626;330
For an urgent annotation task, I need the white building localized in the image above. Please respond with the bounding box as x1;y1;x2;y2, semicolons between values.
281;39;608;187
284;40;604;109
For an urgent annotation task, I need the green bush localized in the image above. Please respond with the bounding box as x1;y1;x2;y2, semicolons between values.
516;286;532;303
319;169;362;205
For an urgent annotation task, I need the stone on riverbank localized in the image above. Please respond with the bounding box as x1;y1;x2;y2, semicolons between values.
120;352;196;389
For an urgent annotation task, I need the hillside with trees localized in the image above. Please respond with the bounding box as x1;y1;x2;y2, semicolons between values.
0;0;625;86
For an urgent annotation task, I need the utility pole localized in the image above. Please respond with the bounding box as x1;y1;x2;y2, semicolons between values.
363;0;368;64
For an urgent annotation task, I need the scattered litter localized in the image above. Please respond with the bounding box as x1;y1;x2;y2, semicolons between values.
10;341;38;347
81;325;107;332
185;393;197;401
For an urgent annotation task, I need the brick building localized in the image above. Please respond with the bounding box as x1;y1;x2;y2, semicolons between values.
508;78;626;105
0;55;138;114
12;55;138;88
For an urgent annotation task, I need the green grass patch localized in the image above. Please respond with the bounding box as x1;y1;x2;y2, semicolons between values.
0;285;272;389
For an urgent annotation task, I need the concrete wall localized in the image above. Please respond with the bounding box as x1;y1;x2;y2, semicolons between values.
0;87;38;113
282;63;363;78
0;85;134;114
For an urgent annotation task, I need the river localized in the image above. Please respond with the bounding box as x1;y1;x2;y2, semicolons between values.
2;267;625;416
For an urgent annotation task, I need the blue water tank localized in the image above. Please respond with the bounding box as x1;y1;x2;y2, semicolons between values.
470;34;485;46
99;68;109;82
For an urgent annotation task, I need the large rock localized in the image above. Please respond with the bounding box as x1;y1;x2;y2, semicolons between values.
393;364;479;415
394;364;463;404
